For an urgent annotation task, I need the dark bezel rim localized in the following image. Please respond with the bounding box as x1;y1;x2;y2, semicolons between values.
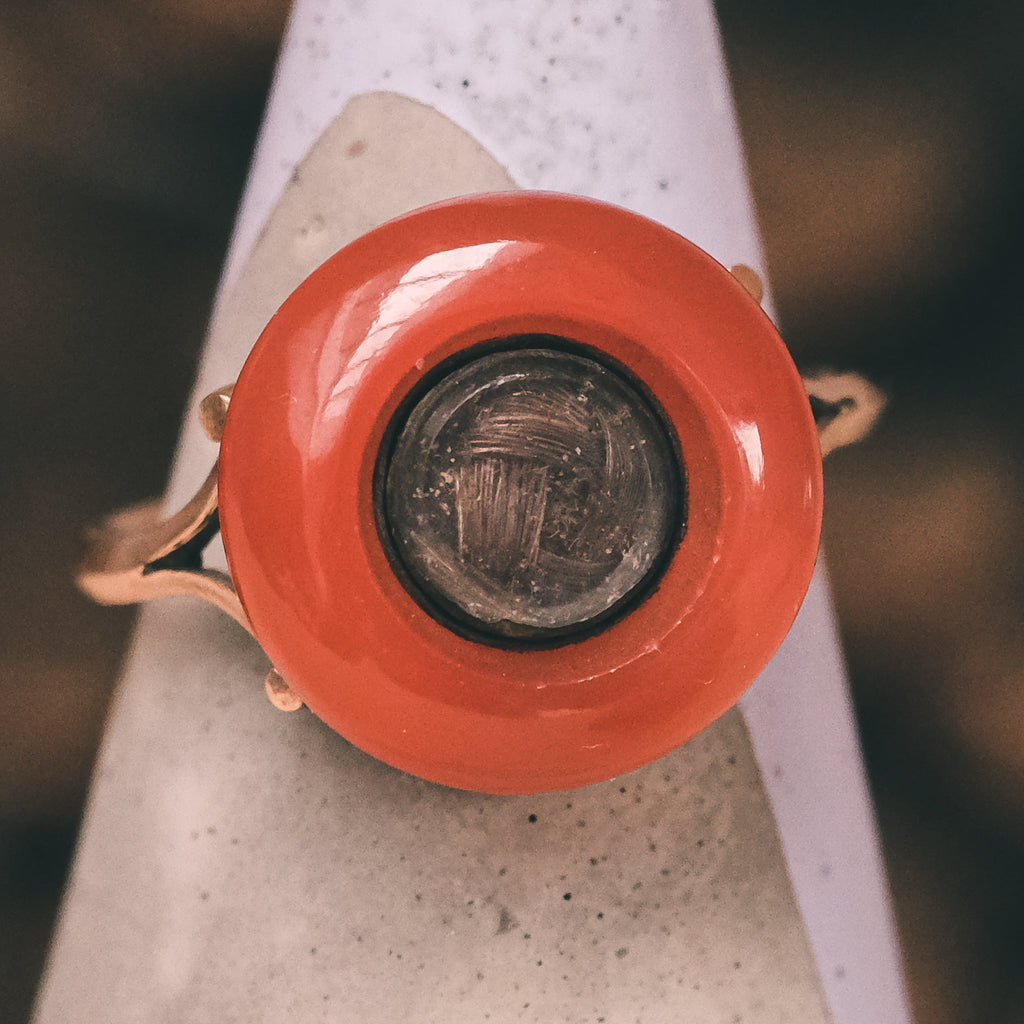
372;333;688;652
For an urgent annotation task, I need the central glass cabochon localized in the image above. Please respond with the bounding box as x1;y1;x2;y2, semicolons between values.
378;338;685;647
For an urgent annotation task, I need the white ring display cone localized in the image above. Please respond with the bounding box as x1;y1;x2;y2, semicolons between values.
35;4;911;1023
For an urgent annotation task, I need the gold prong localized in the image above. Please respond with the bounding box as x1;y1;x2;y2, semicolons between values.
265;669;304;712
729;264;764;305
200;385;235;443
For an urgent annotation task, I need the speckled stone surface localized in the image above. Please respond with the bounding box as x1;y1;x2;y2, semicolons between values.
37;599;827;1024
230;0;757;289
36;3;910;1021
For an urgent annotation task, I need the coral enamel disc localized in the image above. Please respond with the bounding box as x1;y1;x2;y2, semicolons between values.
218;191;822;794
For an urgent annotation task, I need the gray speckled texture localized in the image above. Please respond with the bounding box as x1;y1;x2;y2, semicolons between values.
38;602;826;1024
226;1;761;327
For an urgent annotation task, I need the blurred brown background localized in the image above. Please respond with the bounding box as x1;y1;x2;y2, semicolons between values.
2;2;1021;1022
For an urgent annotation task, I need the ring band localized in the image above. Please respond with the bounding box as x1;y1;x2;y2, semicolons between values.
78;192;882;793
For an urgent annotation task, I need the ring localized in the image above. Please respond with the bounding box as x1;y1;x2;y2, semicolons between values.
78;191;882;793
